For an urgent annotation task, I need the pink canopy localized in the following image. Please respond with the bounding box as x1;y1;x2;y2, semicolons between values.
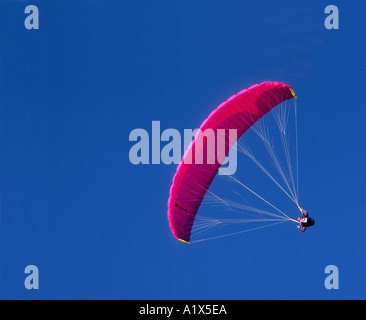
167;82;296;243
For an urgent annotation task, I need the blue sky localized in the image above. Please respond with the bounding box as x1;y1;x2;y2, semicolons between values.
0;0;365;299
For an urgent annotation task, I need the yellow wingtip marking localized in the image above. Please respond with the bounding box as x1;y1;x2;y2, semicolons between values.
290;88;297;99
178;238;190;244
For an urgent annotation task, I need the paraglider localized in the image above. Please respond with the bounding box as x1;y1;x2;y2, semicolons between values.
167;81;312;244
297;208;315;232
